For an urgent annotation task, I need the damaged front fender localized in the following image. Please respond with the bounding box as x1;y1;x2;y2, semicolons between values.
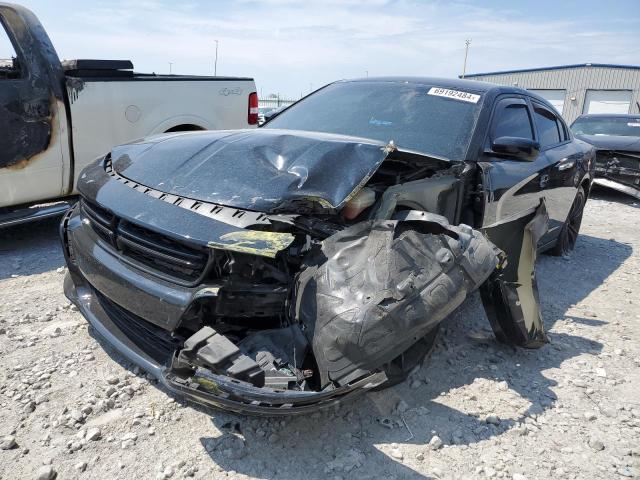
293;212;500;387
480;201;549;348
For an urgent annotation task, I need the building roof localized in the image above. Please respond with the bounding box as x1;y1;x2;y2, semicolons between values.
462;63;640;78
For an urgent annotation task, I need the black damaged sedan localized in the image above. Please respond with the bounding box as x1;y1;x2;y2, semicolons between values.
61;77;595;415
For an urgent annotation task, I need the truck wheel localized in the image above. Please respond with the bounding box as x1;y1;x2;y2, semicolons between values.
551;185;586;257
374;326;439;390
164;124;204;132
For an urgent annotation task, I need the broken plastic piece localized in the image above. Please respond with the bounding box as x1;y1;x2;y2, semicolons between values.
178;327;265;386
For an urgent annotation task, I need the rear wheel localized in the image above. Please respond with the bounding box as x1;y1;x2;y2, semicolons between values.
551;185;586;256
374;326;439;390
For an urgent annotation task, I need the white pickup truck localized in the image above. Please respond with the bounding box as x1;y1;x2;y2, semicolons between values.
0;3;258;227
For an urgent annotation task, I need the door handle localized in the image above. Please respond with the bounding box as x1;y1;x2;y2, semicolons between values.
557;159;575;171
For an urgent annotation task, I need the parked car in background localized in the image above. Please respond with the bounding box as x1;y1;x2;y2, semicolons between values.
0;3;258;227
258;107;277;125
571;114;640;199
61;77;594;415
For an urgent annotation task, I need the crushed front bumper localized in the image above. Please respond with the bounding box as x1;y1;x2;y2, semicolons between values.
593;178;640;200
63;273;386;415
594;150;640;199
60;207;386;415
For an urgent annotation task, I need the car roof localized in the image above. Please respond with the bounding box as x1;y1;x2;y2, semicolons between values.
341;76;529;95
575;113;640;119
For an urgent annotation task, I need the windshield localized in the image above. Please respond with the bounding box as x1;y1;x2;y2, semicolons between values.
571;116;640;137
264;81;484;160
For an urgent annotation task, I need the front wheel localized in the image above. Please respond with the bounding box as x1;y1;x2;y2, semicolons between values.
551;185;586;256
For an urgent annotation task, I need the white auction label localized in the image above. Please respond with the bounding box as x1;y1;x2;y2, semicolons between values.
428;87;480;103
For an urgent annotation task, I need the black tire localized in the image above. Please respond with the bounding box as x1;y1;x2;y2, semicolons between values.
374;326;440;390
551;185;586;256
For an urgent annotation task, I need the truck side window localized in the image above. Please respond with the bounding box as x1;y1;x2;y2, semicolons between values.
532;103;562;148
492;102;534;140
0;21;20;79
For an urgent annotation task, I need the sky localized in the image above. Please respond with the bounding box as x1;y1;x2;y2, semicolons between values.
7;0;640;98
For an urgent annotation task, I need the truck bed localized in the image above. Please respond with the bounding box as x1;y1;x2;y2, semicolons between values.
62;59;253;82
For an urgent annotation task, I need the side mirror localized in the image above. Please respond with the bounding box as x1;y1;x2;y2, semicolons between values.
490;136;540;161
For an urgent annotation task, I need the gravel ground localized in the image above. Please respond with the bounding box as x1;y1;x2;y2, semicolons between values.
1;187;639;480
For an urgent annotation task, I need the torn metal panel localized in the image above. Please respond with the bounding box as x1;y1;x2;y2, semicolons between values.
293;213;500;387
109;129;394;213
480;201;549;348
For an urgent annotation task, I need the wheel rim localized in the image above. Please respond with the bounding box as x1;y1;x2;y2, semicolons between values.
563;190;585;253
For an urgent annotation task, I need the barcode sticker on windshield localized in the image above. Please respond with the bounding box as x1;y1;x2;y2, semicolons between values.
428;87;480;103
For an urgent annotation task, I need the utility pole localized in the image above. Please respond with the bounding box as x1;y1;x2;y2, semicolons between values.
168;62;173;74
461;39;471;78
214;40;219;76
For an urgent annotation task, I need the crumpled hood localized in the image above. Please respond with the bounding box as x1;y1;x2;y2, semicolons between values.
576;134;640;152
110;129;392;212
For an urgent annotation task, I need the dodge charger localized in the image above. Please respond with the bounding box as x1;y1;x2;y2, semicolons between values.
60;77;595;415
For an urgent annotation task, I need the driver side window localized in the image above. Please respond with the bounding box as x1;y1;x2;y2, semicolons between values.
492;101;534;140
0;20;21;79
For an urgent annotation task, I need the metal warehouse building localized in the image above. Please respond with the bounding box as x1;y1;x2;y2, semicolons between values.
463;63;640;124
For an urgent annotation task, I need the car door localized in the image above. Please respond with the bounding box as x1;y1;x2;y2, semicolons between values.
0;10;67;208
476;96;550;348
478;97;552;226
529;100;580;246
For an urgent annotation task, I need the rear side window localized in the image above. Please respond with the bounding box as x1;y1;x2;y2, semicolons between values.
492;102;534;140
533;103;562;148
0;20;20;79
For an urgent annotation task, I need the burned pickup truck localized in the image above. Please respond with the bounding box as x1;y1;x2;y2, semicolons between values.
61;78;595;414
0;3;257;227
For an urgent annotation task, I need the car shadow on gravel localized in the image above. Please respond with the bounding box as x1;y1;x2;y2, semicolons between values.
0;217;65;280
196;232;631;479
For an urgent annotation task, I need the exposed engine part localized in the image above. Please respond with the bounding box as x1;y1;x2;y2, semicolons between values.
177;326;265;387
342;187;376;220
238;326;310;389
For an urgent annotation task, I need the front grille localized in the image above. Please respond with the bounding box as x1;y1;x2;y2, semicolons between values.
80;199;210;284
80;200;116;245
117;221;209;281
94;289;181;364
